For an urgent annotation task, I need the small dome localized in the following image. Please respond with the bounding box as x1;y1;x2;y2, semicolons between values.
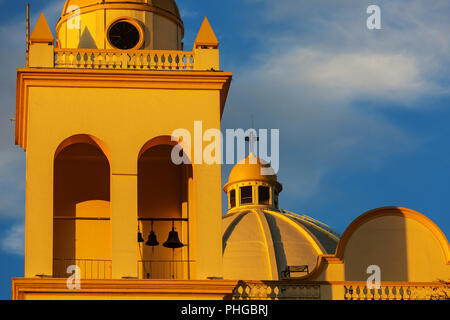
224;153;281;192
57;0;184;50
222;208;340;280
62;0;181;20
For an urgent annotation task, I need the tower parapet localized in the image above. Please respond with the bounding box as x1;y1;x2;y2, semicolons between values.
26;0;220;72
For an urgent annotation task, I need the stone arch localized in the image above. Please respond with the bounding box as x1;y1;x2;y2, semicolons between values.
336;207;450;264
303;207;450;282
54;134;112;165
53;134;112;278
337;207;450;282
137;135;193;279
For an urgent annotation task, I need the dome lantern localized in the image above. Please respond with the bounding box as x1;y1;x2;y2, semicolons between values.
224;153;283;212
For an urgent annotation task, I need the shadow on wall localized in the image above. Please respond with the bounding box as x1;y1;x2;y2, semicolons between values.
138;140;193;280
78;27;98;49
340;207;450;282
222;212;248;254
263;212;287;279
53;141;111;277
343;207;409;281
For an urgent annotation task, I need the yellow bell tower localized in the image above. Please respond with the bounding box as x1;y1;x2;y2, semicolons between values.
13;0;233;298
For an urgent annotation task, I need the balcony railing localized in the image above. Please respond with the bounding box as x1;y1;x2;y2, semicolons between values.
138;260;195;280
54;49;195;71
53;259;112;280
233;281;321;300
233;280;449;300
52;259;195;280
343;283;450;300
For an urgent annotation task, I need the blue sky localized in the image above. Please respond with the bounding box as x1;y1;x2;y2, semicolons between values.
0;0;449;299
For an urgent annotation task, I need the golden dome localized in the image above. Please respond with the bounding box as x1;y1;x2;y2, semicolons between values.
222;208;340;280
57;0;184;50
224;153;282;192
61;0;182;21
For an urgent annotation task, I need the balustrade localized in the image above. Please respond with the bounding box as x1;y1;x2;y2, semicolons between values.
54;49;195;71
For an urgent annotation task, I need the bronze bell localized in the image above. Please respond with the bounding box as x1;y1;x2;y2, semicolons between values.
145;230;159;247
137;231;145;243
163;227;184;249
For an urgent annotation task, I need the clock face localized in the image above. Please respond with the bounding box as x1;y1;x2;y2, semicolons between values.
108;21;141;50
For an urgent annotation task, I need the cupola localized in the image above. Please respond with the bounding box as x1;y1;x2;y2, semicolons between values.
224;153;283;212
56;0;184;50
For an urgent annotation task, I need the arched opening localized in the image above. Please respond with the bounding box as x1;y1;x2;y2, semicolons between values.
240;186;253;205
229;189;236;209
258;186;271;205
53;136;112;279
138;138;193;280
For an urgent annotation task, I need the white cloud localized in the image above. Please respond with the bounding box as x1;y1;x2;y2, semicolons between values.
254;48;425;104
1;221;25;256
304;53;422;96
250;0;450;96
225;70;415;200
223;0;450;201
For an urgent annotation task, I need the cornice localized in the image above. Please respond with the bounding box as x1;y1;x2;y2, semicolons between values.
15;68;232;150
12;278;239;300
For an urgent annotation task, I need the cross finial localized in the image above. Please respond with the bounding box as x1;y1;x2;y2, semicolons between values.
245;114;259;155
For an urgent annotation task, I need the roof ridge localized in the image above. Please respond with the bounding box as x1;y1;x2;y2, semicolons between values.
281;209;341;238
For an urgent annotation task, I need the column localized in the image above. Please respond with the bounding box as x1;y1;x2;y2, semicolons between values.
24;149;53;278
111;174;138;279
193;163;223;279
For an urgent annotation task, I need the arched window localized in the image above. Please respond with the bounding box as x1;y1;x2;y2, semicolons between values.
240;186;253;205
230;189;236;209
258;186;270;205
53;137;111;279
138;140;192;280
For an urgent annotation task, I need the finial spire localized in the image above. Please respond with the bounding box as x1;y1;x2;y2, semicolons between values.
194;16;219;49
30;12;54;44
26;3;30;67
245;114;259;156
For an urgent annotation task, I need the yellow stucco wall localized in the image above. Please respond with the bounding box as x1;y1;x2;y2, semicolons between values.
19;69;231;281
57;9;182;50
342;215;449;282
311;208;450;283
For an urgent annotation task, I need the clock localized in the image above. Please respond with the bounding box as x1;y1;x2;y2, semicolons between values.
107;19;142;50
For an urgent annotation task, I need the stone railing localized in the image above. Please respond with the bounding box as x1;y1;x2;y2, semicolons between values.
232;280;449;300
138;260;195;280
53;259;112;280
343;282;450;300
233;281;321;300
54;49;195;71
